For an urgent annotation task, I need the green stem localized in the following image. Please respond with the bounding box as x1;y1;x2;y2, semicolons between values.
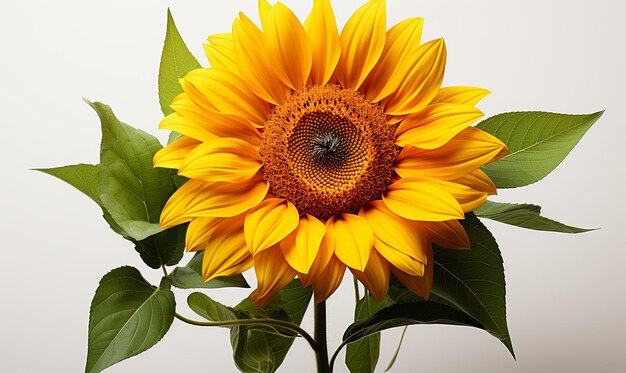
328;340;348;373
174;312;320;359
314;302;330;373
353;276;360;305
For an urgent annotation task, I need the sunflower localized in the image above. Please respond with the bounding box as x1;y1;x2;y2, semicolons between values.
154;0;507;307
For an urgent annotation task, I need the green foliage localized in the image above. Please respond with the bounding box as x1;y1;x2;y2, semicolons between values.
232;281;312;373
343;214;514;368
132;225;186;269
86;267;175;373
345;295;392;373
187;280;312;373
431;214;514;356
476;200;593;233
158;9;201;116
171;251;250;289
91;100;176;241
39;102;186;269
477;111;602;188
343;302;481;343
35;163;128;236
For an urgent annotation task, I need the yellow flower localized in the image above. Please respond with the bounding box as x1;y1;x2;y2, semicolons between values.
154;0;507;307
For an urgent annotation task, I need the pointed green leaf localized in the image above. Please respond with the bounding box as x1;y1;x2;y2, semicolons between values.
231;280;312;373
187;292;239;325
431;213;514;357
158;9;201;116
86;267;175;373
346;295;392;373
477;111;602;188
476;200;593;233
171;251;250;289
88;100;176;241
36;164;101;203
343;302;481;343
35;163;129;236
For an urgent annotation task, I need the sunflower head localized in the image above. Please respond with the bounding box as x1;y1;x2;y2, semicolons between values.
155;0;507;308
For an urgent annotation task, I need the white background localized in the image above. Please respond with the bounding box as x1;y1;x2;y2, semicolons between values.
1;0;624;372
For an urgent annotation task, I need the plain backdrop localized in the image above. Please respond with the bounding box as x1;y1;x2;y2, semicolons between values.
1;0;624;372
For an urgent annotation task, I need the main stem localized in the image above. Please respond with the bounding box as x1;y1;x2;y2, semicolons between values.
314;301;330;373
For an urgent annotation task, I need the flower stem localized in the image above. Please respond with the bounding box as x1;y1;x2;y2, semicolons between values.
174;312;319;353
314;301;330;373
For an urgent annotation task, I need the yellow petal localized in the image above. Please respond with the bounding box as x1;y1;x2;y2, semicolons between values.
324;214;374;271
169;95;262;144
280;214;326;274
432;180;488;213
232;13;291;105
153;136;201;170
453;169;497;195
298;235;334;287
350;249;390;301
251;245;296;308
359;201;428;263
365;18;423;102
382;178;464;221
304;0;341;85
395;104;483;149
395;127;507;180
178;138;262;183
391;247;434;300
160;176;269;227
422;220;469;250
264;3;312;90
182;68;270;127
203;33;237;72
335;0;386;90
200;215;254;281
374;240;425;276
186;216;221;252
258;0;272;30
433;86;490;105
382;38;446;116
244;198;299;255
310;254;346;303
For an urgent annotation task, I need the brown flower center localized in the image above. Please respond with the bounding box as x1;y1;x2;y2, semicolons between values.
260;85;398;220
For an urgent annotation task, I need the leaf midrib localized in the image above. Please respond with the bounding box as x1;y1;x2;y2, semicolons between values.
494;114;589;160
90;286;163;371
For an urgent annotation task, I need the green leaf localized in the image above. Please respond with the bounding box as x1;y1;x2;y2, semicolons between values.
132;225;186;269
477;111;602;188
475;200;593;233
431;213;515;357
36;164;101;203
35;163;129;236
158;9;201;116
345;295;392;373
89;100;177;241
343;302;481;343
187;292;239;325
86;267;175;373
171;251;250;289
231;280;312;373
